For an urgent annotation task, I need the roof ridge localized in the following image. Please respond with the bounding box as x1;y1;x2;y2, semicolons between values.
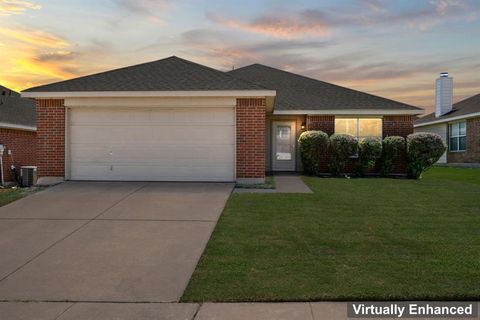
231;63;422;110
173;57;270;90
23;56;180;92
24;56;268;92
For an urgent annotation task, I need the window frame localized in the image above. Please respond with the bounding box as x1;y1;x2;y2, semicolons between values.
449;121;467;152
334;116;383;141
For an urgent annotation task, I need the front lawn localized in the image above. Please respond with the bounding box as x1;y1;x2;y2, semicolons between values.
0;188;27;207
182;167;480;301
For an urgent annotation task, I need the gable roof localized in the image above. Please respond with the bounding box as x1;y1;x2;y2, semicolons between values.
415;93;480;127
23;56;268;94
0;95;36;130
228;64;422;114
0;85;20;97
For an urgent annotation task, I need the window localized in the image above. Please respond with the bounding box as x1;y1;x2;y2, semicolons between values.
335;118;382;140
449;121;466;152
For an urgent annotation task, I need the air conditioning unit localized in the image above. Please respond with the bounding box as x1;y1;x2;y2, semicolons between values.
21;166;37;187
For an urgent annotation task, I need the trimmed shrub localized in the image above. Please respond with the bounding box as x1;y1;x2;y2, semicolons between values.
356;138;382;176
406;132;446;179
381;136;406;176
329;134;358;175
298;130;329;175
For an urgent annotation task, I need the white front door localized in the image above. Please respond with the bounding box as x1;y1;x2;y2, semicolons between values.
272;121;296;171
68;107;235;181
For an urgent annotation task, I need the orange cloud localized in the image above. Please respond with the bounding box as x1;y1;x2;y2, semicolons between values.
0;0;40;15
207;12;329;39
0;26;77;90
0;27;68;48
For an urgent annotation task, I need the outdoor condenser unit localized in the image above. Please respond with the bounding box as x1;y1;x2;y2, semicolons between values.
21;166;37;187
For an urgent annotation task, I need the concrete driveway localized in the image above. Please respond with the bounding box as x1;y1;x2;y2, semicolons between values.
0;182;233;303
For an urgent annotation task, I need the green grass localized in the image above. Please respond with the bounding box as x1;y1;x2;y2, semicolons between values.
182;167;480;302
0;188;27;207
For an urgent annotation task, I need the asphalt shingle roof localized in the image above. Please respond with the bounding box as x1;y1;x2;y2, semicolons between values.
24;56;267;92
0;95;36;128
0;85;20;97
415;93;480;125
228;64;422;112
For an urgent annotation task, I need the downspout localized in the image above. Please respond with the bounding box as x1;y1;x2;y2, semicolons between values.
0;144;4;186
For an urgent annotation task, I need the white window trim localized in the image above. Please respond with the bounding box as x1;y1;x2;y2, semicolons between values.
449;121;466;152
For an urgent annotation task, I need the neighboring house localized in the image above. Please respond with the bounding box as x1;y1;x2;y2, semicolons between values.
0;86;37;183
22;56;422;184
414;73;480;164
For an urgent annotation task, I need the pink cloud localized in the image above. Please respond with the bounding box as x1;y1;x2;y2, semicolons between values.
206;11;329;39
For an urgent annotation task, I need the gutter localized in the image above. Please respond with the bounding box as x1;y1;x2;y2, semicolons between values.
21;90;277;99
414;112;480;127
0;122;37;132
274;109;423;116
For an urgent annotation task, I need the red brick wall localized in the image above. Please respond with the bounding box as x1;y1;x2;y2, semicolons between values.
0;128;36;181
306;115;334;134
36;99;65;177
381;116;414;174
383;115;415;138
236;98;266;179
303;115;413;175
447;117;480;163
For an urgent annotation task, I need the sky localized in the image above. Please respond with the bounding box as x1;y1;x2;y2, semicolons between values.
0;0;479;114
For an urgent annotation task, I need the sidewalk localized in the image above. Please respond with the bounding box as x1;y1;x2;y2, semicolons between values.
234;175;313;194
4;301;477;319
0;301;346;320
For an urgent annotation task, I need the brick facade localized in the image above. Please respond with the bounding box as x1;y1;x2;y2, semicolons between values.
306;115;334;134
0;128;36;181
36;99;65;178
302;114;414;175
236;98;266;180
382;115;415;138
447;117;480;163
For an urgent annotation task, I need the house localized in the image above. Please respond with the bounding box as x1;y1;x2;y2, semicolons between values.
0;86;37;183
414;73;480;164
22;56;422;184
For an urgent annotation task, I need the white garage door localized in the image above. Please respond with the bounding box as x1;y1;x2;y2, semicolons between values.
68;107;235;181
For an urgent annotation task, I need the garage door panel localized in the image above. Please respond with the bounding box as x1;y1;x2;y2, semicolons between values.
70;125;234;145
70;164;234;181
70;107;235;125
71;145;234;166
69;107;235;181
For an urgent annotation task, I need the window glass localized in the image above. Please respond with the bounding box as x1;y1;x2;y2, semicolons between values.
335;118;382;140
449;121;466;151
451;123;459;137
276;126;292;160
359;119;382;139
450;137;458;151
459;122;466;136
335;118;357;137
459;136;467;151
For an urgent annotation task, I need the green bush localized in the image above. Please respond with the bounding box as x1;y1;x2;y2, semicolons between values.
407;132;446;179
329;134;358;175
356;138;382;176
381;136;406;176
298;130;329;175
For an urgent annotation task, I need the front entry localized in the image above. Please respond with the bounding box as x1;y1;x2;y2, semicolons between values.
272;121;296;171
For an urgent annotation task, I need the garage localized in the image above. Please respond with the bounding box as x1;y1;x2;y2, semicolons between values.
67;105;235;181
23;56;275;184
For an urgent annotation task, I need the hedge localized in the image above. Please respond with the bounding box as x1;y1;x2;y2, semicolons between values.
406;132;446;179
298;130;329;175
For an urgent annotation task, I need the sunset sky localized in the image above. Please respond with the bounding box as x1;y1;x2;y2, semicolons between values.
1;0;479;114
